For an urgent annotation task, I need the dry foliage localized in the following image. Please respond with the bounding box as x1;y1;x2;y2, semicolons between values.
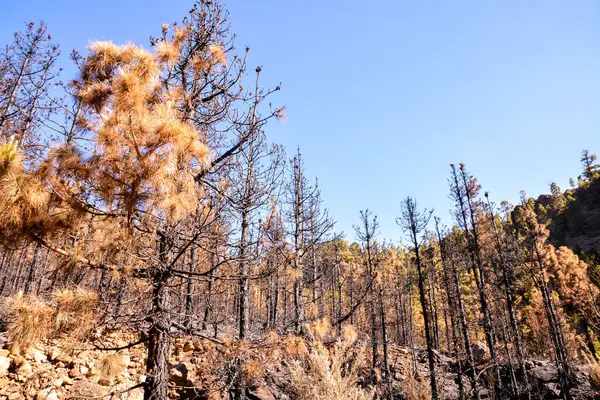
98;353;128;383
5;289;100;350
287;321;372;400
399;359;431;400
4;292;54;350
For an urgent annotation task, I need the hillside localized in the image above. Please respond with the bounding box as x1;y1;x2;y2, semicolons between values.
531;153;600;281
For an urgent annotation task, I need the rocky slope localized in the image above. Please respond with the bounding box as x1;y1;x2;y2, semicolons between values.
0;330;599;400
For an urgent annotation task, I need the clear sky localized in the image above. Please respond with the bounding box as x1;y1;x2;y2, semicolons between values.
3;1;600;241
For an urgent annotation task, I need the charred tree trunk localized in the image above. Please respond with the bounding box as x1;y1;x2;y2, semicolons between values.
184;246;196;331
144;234;171;400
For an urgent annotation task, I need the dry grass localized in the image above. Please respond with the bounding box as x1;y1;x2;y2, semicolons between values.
399;359;431;400
588;362;600;389
98;353;127;383
287;320;372;400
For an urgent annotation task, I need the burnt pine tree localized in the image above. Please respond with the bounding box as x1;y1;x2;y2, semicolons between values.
398;197;438;400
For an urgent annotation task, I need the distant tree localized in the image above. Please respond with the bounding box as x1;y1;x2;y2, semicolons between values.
580;150;600;182
284;149;334;334
0;22;61;159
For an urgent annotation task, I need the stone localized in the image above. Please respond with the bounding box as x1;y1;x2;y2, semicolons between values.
52;378;63;388
532;365;558;383
36;387;59;400
65;380;109;398
183;341;194;353
68;367;80;378
169;363;189;386
248;386;277;400
128;387;144;400
60;374;73;385
31;349;48;364
47;348;60;361
169;362;195;387
0;358;10;377
13;356;25;367
471;341;490;364
15;361;33;382
79;365;89;375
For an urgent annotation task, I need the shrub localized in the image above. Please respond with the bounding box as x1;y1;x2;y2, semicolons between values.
287;320;372;400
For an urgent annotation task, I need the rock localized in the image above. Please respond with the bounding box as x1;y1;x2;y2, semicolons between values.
31;349;48;364
0;350;9;358
66;381;109;398
13;356;25;367
183;341;194;353
128;387;144;400
248;386;277;400
169;362;195;387
0;358;10;377
15;361;33;382
68;366;80;378
47;348;60;361
36;387;59;400
54;352;71;365
79;365;89;375
52;378;63;388
98;377;114;386
169;363;189;386
192;339;203;351
532;364;558;383
60;374;73;386
8;392;21;400
545;382;561;397
471;341;490;364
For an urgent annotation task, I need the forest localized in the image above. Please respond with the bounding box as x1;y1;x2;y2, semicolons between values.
0;1;600;400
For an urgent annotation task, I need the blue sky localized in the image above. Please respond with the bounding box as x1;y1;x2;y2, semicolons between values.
3;1;600;241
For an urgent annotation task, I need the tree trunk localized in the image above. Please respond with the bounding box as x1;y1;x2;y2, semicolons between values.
145;235;171;400
414;244;439;399
238;207;250;339
144;271;171;400
184;246;195;331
